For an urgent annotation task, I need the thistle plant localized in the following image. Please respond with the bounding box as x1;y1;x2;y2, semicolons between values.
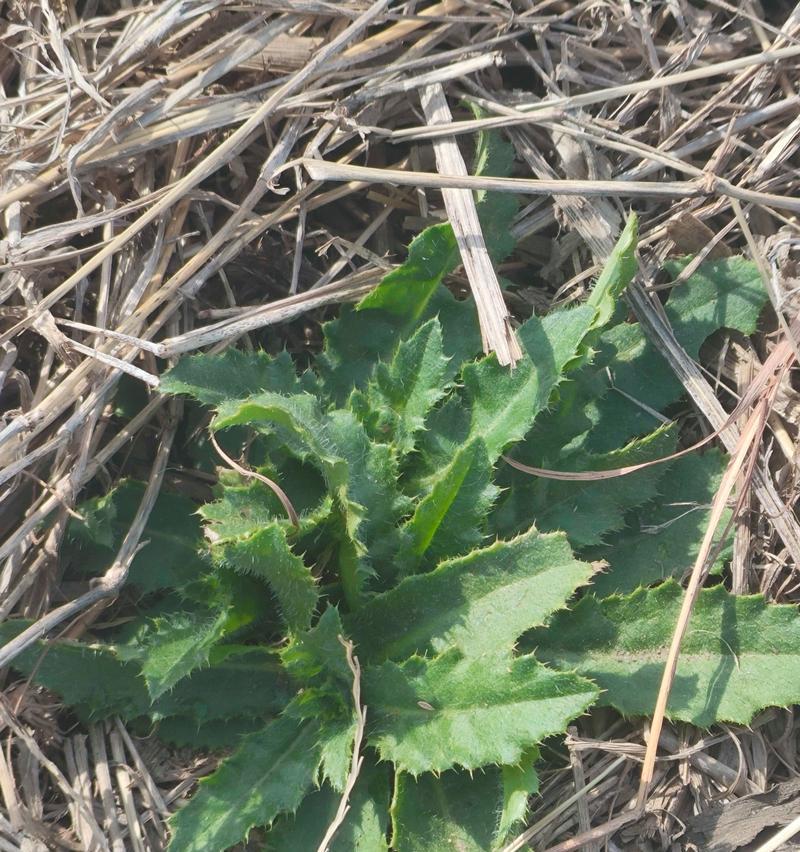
7;132;799;852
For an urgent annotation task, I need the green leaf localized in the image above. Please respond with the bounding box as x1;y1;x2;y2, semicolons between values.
323;411;411;555
457;223;637;467
208;520;318;632
663;255;767;355
156;716;264;750
532;581;800;726
514;368;603;464
213;391;332;464
489;214;638;470
318;123;512;403
430;288;484;380
590;450;731;595
41;166;781;852
349;528;595;663
499;748;540;841
118;606;240;701
463;306;597;461
161;349;300;405
469;124;518;264
167;715;322;852
319;719;357;793
318;307;412;404
281;608;358;789
471;115;515;190
281;607;351;720
152;645;293;724
0;626;291;728
585;213;638;330
322;412;411;600
585;255;768;452
66;480;205;594
358;318;449;455
358;223;459;318
267;759;390;851
391;761;536;852
402;439;497;572
200;473;330;542
319;273;481;407
213;394;408;603
0;623;150;721
411;395;471;482
494;424;677;547
574;324;670;453
281;607;350;684
366;650;597;774
357;124;517;322
391;769;496;852
114;373;150;420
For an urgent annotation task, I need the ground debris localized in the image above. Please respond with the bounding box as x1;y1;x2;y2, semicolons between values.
686;777;800;852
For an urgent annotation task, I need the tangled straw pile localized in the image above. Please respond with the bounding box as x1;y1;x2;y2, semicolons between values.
2;1;800;848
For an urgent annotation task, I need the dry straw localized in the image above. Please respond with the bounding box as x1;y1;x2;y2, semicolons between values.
1;0;800;848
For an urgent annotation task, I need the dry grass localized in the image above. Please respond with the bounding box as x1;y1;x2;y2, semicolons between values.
1;0;800;849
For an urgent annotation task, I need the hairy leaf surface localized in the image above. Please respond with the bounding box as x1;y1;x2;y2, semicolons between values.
281;607;351;718
494;424;676;547
213;394;407;600
208;521;318;632
663;256;767;354
267;760;391;851
585;256;768;452
585;213;638;331
391;760;536;852
366;650;597;774
167;716;322;852
0;623;150;720
499;748;540;841
356;318;449;455
318;718;357;793
591;450;731;595
413;395;471;481
392;770;499;852
318;128;511;403
66;480;206;593
533;582;800;725
463;305;596;462
152;645;293;723
119;606;240;700
469;111;518;264
161;349;300;405
0;626;292;727
349;528;594;663
402;439;497;572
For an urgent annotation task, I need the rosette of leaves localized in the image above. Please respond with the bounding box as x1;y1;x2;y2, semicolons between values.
151;147;623;851
9;130;800;852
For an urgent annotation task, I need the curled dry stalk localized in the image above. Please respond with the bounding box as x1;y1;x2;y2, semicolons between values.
209;432;299;527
